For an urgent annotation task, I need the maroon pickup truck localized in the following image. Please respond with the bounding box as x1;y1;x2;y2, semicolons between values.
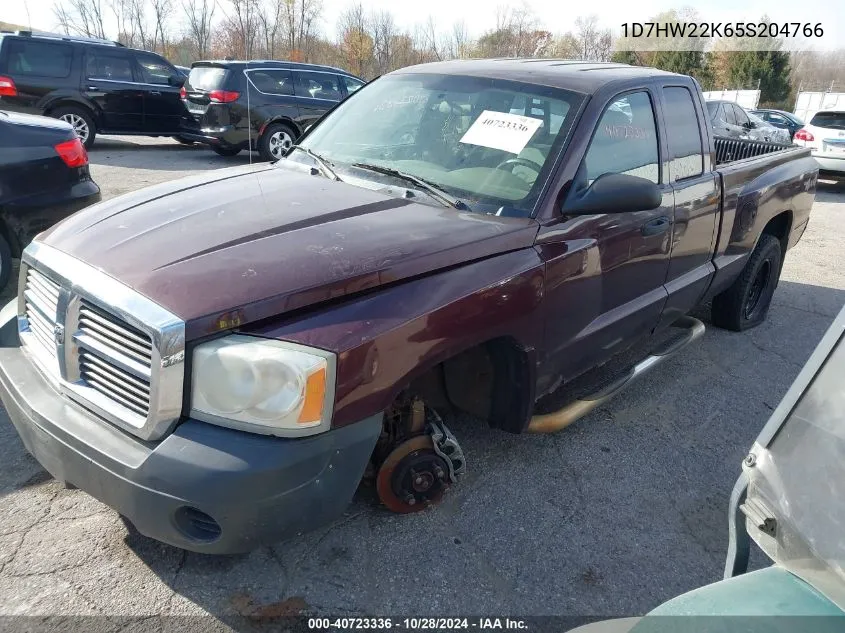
0;60;817;554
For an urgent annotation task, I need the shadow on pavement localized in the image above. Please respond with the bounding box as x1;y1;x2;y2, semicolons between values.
87;137;255;171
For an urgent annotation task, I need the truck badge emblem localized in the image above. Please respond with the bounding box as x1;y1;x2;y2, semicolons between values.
53;324;64;345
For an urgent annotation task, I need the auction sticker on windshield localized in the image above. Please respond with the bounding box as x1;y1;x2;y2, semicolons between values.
460;110;543;154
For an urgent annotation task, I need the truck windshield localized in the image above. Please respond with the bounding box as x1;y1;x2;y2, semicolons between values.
293;73;585;216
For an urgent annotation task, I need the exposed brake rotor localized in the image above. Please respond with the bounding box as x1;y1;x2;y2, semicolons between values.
376;435;451;513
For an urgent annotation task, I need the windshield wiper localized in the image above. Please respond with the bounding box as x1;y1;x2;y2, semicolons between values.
351;163;469;210
288;145;341;181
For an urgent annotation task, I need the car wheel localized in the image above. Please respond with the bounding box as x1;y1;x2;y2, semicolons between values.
212;146;242;157
711;234;782;331
0;233;12;291
172;136;195;145
259;123;296;162
51;106;97;149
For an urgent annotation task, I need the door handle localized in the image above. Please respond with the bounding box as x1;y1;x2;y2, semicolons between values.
87;85;98;90
150;91;161;96
641;216;671;236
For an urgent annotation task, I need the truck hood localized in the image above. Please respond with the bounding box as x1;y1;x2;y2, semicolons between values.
39;163;539;338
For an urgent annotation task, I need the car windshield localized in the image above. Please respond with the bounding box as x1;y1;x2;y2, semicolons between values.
292;73;585;215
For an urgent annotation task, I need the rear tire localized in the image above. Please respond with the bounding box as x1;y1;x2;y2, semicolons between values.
0;233;12;292
212;146;242;157
51;106;97;149
258;123;296;162
711;234;782;331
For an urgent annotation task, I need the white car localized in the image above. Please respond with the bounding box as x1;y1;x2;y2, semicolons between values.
793;110;845;175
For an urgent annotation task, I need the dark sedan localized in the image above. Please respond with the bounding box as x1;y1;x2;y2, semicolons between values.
750;109;805;140
0;110;100;289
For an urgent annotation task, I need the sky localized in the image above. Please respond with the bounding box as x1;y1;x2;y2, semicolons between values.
2;0;842;51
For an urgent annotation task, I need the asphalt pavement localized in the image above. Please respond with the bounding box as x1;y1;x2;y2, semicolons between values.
1;136;844;621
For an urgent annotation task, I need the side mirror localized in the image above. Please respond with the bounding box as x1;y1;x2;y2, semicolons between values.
168;75;184;87
743;121;755;130
562;173;662;215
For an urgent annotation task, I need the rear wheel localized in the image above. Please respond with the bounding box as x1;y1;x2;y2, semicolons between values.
212;145;242;157
51;106;96;149
258;123;296;162
711;234;782;331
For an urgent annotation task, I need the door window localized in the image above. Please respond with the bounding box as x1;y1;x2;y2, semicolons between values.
733;104;750;127
135;53;175;85
247;69;294;95
342;76;364;94
86;51;134;82
583;91;659;184
294;72;342;101
5;39;73;78
662;87;703;180
723;104;736;125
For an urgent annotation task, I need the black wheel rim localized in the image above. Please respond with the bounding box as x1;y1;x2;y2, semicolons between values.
744;260;771;320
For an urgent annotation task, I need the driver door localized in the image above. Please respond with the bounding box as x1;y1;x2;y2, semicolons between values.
536;89;674;389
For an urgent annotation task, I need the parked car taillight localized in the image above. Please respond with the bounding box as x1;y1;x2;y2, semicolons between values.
794;129;814;142
179;86;187;99
54;138;88;168
208;90;240;103
0;75;17;97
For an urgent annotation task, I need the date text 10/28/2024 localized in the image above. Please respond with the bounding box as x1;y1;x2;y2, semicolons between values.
308;618;529;630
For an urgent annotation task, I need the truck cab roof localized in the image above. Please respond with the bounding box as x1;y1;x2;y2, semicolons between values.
394;59;685;94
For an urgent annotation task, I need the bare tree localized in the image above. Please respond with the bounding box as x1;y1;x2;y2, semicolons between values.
150;0;174;52
449;20;469;59
127;0;151;49
337;1;372;76
282;0;321;61
183;0;216;59
257;0;284;58
574;15;612;61
222;0;260;58
371;10;397;73
53;0;107;38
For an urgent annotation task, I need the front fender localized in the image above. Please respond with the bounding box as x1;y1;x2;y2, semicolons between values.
245;249;546;428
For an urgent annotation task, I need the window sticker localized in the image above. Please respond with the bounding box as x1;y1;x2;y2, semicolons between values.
459;110;543;154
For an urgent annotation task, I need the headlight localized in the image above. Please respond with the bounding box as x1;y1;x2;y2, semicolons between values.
190;335;335;436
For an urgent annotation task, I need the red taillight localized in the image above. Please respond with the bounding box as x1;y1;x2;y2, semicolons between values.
179;86;187;99
794;128;814;142
208;90;240;103
54;138;88;168
0;75;16;97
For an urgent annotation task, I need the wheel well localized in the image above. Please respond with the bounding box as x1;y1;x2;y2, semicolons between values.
762;211;792;257
43;100;93;118
398;337;535;434
260;118;300;138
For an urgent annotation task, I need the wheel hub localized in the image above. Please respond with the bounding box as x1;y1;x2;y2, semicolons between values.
376;435;451;513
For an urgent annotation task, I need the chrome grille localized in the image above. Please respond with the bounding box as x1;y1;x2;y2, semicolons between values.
76;302;153;417
79;349;150;416
23;268;60;361
18;242;186;441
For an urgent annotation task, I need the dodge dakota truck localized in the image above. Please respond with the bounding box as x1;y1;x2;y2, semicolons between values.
0;60;817;554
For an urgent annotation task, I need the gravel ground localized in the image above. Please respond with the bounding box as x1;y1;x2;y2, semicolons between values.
1;136;844;621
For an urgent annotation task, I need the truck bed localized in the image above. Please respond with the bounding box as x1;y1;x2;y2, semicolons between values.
703;138;817;302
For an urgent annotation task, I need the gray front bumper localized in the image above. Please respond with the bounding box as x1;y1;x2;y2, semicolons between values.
0;339;381;554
